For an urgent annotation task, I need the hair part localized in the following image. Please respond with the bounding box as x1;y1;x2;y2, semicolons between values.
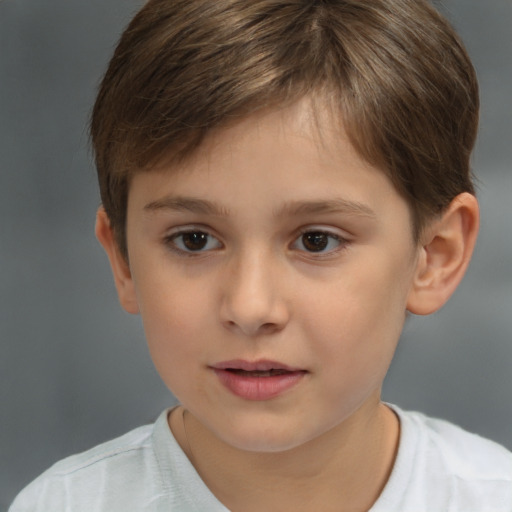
91;0;479;257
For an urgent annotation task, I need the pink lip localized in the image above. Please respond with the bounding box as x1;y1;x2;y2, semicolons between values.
211;359;307;401
212;359;302;372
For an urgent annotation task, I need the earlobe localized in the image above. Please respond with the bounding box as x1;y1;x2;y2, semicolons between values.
406;193;479;316
95;207;139;315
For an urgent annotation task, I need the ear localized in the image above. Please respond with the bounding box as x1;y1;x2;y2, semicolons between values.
407;192;479;316
95;207;139;314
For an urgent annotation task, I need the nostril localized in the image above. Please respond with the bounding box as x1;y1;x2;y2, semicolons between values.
260;322;280;334
219;290;290;336
222;319;283;336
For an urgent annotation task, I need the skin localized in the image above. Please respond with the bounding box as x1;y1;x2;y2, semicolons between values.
97;99;479;511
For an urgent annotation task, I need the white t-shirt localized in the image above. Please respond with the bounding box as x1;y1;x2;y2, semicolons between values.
9;405;512;512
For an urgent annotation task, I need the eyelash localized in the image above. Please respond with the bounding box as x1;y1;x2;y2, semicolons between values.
292;228;348;257
163;227;349;258
164;228;222;257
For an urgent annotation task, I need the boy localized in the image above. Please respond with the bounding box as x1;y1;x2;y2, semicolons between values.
10;0;512;510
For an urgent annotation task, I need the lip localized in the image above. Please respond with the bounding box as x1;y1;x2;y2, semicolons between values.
212;359;303;372
210;359;307;401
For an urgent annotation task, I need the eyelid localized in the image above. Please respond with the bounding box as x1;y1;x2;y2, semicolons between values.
161;224;350;258
295;225;351;240
291;226;351;256
163;225;223;256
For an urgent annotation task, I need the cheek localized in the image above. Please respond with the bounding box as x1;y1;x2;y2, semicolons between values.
131;264;213;376
140;293;210;403
302;257;410;377
133;251;212;331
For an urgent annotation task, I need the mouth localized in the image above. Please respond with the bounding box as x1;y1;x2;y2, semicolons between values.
210;360;307;400
212;359;304;373
223;368;293;377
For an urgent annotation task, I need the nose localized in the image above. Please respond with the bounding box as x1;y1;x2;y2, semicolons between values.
219;250;290;337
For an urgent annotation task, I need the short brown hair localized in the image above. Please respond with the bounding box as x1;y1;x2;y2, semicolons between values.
91;0;479;256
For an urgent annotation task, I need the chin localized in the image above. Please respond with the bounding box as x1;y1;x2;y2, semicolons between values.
225;433;305;453
213;417;319;454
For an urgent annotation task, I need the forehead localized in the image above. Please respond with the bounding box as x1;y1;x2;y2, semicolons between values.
128;100;414;240
144;98;376;187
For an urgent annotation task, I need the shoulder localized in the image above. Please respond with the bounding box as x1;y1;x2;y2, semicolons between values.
404;408;512;481
373;405;512;512
10;409;228;512
9;419;157;512
47;422;154;475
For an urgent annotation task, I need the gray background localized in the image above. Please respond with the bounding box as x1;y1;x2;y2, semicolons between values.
1;0;511;508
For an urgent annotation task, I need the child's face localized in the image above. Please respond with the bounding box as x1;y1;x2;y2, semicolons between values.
123;100;421;452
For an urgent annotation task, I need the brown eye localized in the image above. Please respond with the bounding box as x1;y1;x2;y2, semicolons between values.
182;232;209;251
292;230;345;254
302;232;329;252
169;230;222;253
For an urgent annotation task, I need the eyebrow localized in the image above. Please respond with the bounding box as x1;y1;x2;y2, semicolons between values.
143;195;376;219
276;199;377;219
144;196;229;216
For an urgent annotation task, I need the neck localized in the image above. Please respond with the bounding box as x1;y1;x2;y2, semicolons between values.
169;399;399;512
